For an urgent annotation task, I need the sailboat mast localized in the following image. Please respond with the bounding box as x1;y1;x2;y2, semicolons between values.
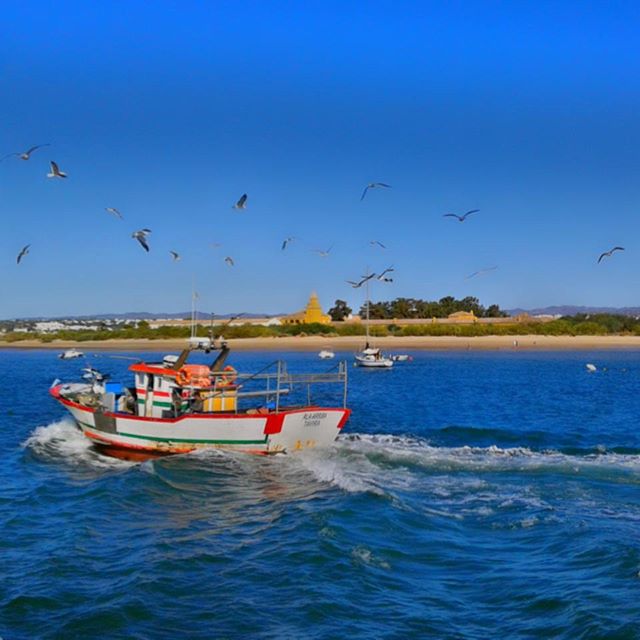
365;267;370;342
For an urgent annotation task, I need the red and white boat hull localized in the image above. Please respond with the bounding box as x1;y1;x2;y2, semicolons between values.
50;385;350;457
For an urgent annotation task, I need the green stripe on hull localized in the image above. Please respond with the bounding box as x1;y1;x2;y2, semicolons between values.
76;419;267;446
119;431;269;445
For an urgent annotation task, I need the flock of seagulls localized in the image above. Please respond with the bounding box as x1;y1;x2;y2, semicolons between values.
7;148;628;280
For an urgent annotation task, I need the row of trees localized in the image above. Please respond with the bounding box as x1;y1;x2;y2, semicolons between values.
330;296;508;320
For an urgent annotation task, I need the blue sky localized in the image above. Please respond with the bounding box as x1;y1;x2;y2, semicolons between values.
1;1;639;318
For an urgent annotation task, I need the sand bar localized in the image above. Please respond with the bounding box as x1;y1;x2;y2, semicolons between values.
2;335;640;351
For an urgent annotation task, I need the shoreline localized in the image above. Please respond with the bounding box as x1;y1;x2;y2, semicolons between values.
2;335;640;351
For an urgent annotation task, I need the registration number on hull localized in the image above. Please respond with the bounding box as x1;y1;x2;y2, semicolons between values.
303;412;328;427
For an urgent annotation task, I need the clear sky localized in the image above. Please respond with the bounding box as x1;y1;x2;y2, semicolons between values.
1;0;639;318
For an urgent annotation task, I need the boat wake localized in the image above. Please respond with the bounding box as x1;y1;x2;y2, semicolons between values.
23;419;133;470
286;433;640;496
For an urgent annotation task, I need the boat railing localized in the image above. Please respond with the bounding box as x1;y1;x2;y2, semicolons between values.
180;360;349;411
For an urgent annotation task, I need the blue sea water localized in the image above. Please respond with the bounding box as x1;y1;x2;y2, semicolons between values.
2;348;640;639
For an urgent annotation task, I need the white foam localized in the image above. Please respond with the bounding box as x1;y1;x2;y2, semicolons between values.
336;434;640;476
23;419;132;470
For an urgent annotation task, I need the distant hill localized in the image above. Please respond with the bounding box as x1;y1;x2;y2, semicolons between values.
9;311;278;321
508;306;640;317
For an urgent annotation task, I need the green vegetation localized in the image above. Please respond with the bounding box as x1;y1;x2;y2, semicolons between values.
361;296;510;319
2;313;640;343
328;299;352;321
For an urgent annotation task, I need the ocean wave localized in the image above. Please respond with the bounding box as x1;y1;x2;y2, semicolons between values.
22;419;133;470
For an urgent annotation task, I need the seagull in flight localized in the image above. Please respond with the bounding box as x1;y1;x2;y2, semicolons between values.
169;251;180;262
466;266;498;279
370;240;386;249
377;266;394;281
225;256;235;267
346;272;377;288
443;209;479;222
1;144;50;162
46;160;67;179
281;237;296;251
361;182;391;201
233;194;248;210
105;207;124;220
597;246;625;264
132;229;151;252
312;246;332;258
16;244;30;264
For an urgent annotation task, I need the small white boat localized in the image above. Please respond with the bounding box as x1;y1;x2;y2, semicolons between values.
355;346;393;368
353;273;393;368
391;354;411;362
318;349;335;359
58;349;85;360
586;363;597;373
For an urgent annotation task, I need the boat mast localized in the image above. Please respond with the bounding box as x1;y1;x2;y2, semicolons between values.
190;285;198;339
365;266;370;346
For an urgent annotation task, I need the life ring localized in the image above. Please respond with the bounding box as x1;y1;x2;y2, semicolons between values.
218;365;237;388
176;367;192;386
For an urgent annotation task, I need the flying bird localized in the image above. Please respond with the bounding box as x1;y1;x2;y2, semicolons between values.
361;182;391;201
597;246;625;264
1;144;50;162
281;237;296;251
105;207;124;220
312;246;332;258
347;272;377;288
225;256;235;267
132;229;151;252
443;209;479;222
46;160;67;179
233;194;248;210
377;266;394;281
370;240;386;249
466;266;498;279
169;251;180;262
16;244;30;264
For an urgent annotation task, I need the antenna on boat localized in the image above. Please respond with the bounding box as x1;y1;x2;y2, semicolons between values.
190;284;199;340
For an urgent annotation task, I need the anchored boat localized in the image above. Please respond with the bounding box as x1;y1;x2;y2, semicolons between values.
354;271;393;368
50;337;350;460
58;349;84;360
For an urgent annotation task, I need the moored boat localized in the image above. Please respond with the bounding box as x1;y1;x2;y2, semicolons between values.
318;349;335;359
50;338;350;459
354;271;393;368
58;349;84;360
355;345;393;368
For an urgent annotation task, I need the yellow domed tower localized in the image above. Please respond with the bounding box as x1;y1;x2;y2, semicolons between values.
283;292;331;325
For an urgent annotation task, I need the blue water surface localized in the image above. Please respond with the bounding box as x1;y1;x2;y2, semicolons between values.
1;348;640;639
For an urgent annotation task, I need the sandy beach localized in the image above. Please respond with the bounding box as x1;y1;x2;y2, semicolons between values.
3;335;640;351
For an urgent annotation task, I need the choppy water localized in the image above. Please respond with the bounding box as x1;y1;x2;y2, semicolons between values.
2;349;640;639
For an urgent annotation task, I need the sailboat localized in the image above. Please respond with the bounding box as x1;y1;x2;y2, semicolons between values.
354;271;393;368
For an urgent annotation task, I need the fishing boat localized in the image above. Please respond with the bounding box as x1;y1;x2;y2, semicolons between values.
58;349;84;360
354;271;393;368
50;337;350;460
